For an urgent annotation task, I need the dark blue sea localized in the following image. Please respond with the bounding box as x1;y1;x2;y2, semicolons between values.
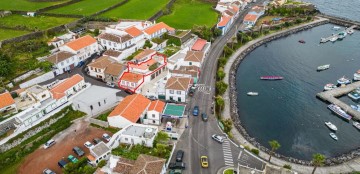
306;0;360;21
236;24;360;160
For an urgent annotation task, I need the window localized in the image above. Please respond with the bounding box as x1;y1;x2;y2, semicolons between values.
71;57;74;61
98;102;101;107
152;114;155;118
125;138;128;141
61;62;64;66
177;91;181;95
103;40;106;44
78;104;80;108
41;94;46;98
189;62;192;65
90;105;93;110
104;100;106;104
169;90;174;94
153;120;156;124
66;59;69;63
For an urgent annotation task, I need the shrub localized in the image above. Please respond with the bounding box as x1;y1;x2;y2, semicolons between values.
295;18;303;24
221;118;232;133
97;160;106;168
149;63;158;71
217;68;225;80
283;164;292;170
244;145;251;151
215;81;228;95
166;37;181;46
251;148;259;155
143;40;153;49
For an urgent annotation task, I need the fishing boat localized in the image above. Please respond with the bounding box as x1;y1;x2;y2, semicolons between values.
325;122;338;131
332;26;341;31
327;104;352;121
247;92;259;96
298;40;305;44
337;76;351;85
347;29;354;35
324;83;337;91
329;133;338;140
317;64;330;71
353;121;360;130
354;70;360;81
337;32;347;40
260;76;284;80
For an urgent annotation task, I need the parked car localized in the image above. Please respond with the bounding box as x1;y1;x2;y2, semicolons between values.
44;139;55;149
201;113;208;122
84;141;94;149
192;106;199;116
93;138;103;144
68;155;79;163
211;134;225;144
58;160;68;168
169;169;182;174
73;146;85;157
200;156;208;168
106;82;115;88
176;150;184;162
167;99;179;104
124;89;134;95
147;95;157;101
76;61;85;68
43;168;56;174
102;133;111;142
169;162;186;170
188;88;195;97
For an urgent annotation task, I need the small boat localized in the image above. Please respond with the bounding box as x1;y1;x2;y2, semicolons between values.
324;83;337;91
354;70;360;81
325;122;338;131
337;32;347;40
332;26;341;30
353;121;360;130
260;76;284;80
350;105;360;111
329;133;338;140
337;76;351;85
330;36;338;42
327;104;352;121
348;91;360;100
347;29;354;35
247;92;259;96
317;64;330;71
320;38;327;43
298;40;305;44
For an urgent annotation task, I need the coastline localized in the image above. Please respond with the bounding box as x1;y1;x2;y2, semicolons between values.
223;16;360;173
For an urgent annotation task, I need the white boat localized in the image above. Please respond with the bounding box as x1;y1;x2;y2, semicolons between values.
350;105;360;112
337;76;351;85
247;92;259;96
325;122;338;131
330;36;338;42
347;29;354;35
317;64;330;71
332;26;341;31
354;70;360;81
353;121;360;130
324;83;337;91
329;133;338;140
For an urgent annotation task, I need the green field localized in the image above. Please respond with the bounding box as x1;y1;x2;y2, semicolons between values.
158;0;218;29
100;0;169;20
0;15;77;31
0;0;69;11
48;0;123;16
0;29;29;41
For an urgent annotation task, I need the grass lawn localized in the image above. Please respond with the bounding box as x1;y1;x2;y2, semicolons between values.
100;0;169;20
0;0;69;11
0;15;77;31
224;168;234;174
0;29;29;41
47;0;123;16
158;0;218;29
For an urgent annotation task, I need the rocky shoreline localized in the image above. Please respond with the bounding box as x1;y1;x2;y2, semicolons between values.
228;18;360;166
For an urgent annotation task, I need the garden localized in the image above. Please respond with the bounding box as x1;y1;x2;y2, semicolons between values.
100;0;169;20
0;0;69;11
0;28;29;41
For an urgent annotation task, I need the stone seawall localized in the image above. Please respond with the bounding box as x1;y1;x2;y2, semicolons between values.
227;18;360;167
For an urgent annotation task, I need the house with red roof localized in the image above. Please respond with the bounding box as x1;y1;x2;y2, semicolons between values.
243;14;259;26
0;91;17;114
143;22;175;40
217;14;234;35
50;74;86;101
60;35;99;62
144;100;165;125
191;38;211;56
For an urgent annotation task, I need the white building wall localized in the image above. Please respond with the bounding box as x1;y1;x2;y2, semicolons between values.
72;93;119;116
144;110;161;125
181;61;201;68
88;67;106;80
107;116;133;128
165;89;186;102
53;54;78;75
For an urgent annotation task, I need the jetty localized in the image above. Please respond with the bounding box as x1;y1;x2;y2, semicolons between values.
320;25;357;43
317;81;360;120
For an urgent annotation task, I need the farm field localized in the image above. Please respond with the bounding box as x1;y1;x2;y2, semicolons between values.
158;0;218;29
100;0;169;20
0;29;29;41
0;15;77;31
0;0;69;11
47;0;123;16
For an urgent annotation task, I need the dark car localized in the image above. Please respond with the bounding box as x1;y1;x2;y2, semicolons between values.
58;159;68;168
167;99;178;104
176;150;184;162
192;106;199;116
124;89;134;95
147;95;157;101
169;162;186;170
76;61;85;68
73;146;85;157
201;113;208;122
93;138;103;144
188;88;195;97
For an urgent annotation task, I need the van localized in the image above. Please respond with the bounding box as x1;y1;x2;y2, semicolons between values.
73;146;85;157
44;139;55;149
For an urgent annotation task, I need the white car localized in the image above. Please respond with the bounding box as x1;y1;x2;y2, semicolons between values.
84;141;94;149
106;82;115;88
211;134;225;143
44;139;56;149
102;133;111;142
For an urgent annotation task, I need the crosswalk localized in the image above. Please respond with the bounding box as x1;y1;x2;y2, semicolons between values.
196;84;211;94
222;139;234;166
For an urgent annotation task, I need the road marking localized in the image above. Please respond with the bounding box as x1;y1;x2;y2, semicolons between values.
222;139;234;166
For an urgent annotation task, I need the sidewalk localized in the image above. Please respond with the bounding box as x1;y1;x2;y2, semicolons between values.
222;18;360;173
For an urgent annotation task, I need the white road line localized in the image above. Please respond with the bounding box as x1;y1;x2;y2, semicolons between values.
222;139;234;167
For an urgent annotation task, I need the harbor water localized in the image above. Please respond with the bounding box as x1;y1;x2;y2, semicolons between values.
235;24;360;160
306;0;360;21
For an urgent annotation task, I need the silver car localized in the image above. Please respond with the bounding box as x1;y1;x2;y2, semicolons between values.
211;134;225;143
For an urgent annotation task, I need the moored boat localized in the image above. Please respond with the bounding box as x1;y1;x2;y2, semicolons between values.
329;133;338;140
247;92;259;96
347;29;354;35
353;121;360;130
348;91;360;100
354;70;360;81
332;26;341;31
330;36;338;42
298;40;305;44
337;32;347;40
317;64;330;71
324;83;337;91
350;105;360;111
260;76;284;80
325;122;338;131
327;104;352;121
337;76;351;85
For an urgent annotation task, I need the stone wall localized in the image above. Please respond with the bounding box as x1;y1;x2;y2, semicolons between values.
89;118;109;128
37;0;82;12
148;0;176;21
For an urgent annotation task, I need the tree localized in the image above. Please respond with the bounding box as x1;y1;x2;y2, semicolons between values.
311;153;325;174
268;140;281;162
213;28;222;37
152;143;169;157
153;131;170;146
0;52;16;79
94;29;100;36
143;40;153;49
217;68;225;80
223;45;233;57
215;96;225;113
222;118;232;133
215;81;228;95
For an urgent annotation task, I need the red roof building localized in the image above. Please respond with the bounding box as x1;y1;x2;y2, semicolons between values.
191;39;207;51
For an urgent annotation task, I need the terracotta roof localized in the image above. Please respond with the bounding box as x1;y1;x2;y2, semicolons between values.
148;100;165;112
244;14;258;22
178;65;200;72
64;35;97;51
129;59;157;70
134;49;156;60
88;56;113;69
114;158;135;174
47;51;75;64
191;39;207;51
103;49;122;57
50;74;84;99
224;10;234;17
130;154;166;174
121;72;143;83
125;26;143;37
98;33;133;43
87;155;96;161
218;15;232;27
233;1;241;6
166;77;192;91
184;51;204;63
108;94;151;123
143;22;175;35
0;92;15;109
104;63;126;76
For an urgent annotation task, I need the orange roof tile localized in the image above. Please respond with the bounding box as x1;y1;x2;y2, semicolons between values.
87;155;96;161
121;72;143;83
148;100;165;113
125;26;143;37
50;74;84;99
64;35;97;51
144;22;175;35
218;15;232;27
129;59;157;70
134;49;156;60
108;94;151;123
244;14;258;22
191;39;207;51
0;92;15;109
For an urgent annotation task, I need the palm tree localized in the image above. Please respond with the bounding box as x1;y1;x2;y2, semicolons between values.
311;153;325;174
268;140;281;162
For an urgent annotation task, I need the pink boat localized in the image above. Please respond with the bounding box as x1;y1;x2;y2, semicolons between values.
260;76;284;80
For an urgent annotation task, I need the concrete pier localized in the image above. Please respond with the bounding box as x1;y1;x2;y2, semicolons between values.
317;81;360;120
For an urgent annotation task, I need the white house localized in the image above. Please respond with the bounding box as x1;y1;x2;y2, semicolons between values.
243;14;259;26
191;38;211;56
182;51;205;68
144;100;165;125
165;77;192;102
107;94;151;128
47;51;77;75
98;33;134;51
50;74;86;101
143;22;175;39
72;85;120;116
60;35;99;62
112;123;158;147
217;14;234;35
87;142;111;165
0;92;17;114
48;37;65;48
25;85;51;103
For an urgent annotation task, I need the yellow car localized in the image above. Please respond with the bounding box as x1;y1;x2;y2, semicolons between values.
200;156;208;168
